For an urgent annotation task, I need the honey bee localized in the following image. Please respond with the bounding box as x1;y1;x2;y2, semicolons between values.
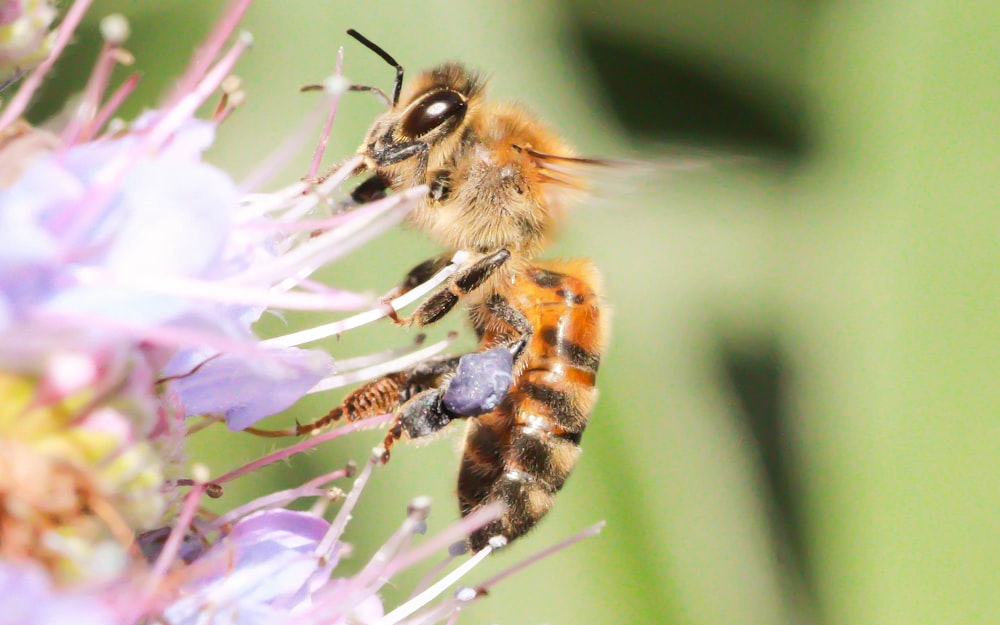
266;258;607;550
260;30;609;549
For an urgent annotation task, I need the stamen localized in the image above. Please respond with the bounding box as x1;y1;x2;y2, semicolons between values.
303;497;438;622
265;249;467;348
71;266;373;312
332;496;433;604
100;13;131;45
315;447;381;561
282;277;351;295
237;155;362;222
208;466;353;529
238;100;331;193
145;31;254;151
369;502;504;586
168;0;253;107
406;523;606;624
240;206;392;234
399;595;466;625
474;521;605;592
61;13;133;145
90;73;141;139
211;75;244;124
305;47;346;180
212;414;392;485
408;550;459;599
34;311;292;361
229;185;427;289
376;543;494;625
326;334;426;371
308;332;456;394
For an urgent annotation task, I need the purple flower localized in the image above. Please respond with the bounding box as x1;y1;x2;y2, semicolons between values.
164;510;339;625
0;561;116;625
148;451;597;625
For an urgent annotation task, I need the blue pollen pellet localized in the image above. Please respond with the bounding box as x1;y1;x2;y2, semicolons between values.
443;347;515;416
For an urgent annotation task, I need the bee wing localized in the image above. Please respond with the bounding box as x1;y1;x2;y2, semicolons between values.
522;146;613;192
529;144;756;209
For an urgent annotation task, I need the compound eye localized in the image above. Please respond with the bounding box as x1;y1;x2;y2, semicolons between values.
401;90;467;137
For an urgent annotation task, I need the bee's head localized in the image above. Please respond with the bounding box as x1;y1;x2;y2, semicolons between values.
358;62;484;178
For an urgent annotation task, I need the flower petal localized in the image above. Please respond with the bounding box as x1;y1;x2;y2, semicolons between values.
168;346;333;429
165;510;338;625
0;560;116;625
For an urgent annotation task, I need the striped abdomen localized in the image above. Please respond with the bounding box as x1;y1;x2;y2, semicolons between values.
459;259;606;549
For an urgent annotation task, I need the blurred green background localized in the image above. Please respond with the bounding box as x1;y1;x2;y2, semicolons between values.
39;1;998;624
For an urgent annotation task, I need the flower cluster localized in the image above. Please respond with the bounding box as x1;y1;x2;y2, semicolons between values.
0;1;600;623
0;0;56;82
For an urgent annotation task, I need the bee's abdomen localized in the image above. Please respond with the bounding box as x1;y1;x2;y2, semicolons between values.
459;263;603;550
459;374;596;550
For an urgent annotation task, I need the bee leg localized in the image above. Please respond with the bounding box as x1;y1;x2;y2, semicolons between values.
381;387;458;463
245;355;461;438
388;248;512;327
484;293;534;366
372;140;428;167
349;173;391;204
306;172;390;215
381;253;454;303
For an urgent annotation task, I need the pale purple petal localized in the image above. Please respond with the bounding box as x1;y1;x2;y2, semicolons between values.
168;347;333;429
227;508;330;548
0;117;238;328
41;158;236;323
165;510;336;625
0;158;74;266
102;157;234;276
0;561;116;625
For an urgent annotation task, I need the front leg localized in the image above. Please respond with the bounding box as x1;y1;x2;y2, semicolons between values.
381;253;454;303
372;140;428;168
387;248;512;327
350;173;391;204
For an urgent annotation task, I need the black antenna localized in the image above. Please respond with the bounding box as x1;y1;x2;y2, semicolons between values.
346;29;404;107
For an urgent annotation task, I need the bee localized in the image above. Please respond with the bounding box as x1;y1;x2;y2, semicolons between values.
260;30;609;549
263;258;607;550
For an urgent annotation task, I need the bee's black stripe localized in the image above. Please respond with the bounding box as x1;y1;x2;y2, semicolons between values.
519;382;586;432
539;327;601;372
528;269;564;288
